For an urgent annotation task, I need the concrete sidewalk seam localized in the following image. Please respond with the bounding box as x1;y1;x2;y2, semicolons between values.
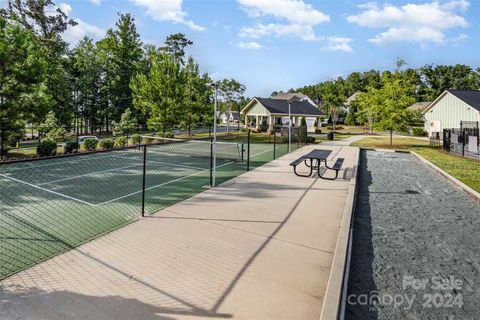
161;207;336;255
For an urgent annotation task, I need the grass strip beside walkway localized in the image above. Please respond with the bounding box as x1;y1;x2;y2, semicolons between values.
351;137;480;192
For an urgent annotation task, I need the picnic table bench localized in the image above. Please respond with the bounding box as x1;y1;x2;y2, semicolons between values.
289;149;344;180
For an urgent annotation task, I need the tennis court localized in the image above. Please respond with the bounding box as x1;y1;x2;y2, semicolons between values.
0;138;292;280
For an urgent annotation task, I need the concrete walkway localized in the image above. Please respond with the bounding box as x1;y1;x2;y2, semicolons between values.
0;144;359;320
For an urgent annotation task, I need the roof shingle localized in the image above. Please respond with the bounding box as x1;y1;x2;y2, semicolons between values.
255;97;323;116
447;90;480;112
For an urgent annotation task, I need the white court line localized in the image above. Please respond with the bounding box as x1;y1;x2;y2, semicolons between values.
0;174;95;206
249;146;281;158
94;161;234;207
37;163;143;186
111;155;206;171
0;154;118;173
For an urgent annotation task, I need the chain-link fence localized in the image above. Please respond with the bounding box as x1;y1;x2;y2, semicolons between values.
0;126;308;280
443;121;480;159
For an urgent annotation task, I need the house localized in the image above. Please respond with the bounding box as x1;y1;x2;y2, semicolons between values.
271;92;317;107
219;111;239;124
344;92;361;113
241;96;324;132
408;102;431;112
423;90;480;136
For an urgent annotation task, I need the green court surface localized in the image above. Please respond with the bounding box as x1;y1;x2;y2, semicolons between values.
0;140;295;280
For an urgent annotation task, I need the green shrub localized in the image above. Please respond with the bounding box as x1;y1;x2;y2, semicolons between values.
412;127;426;136
259;120;269;132
300;117;307;127
326;125;344;131
345;112;356;126
99;138;114;150
307;136;316;143
114;136;127;148
64;139;79;153
163;131;174;138
37;139;57;157
83;138;98;151
131;134;142;145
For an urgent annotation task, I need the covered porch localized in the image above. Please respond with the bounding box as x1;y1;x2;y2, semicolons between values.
240;97;325;133
244;114;323;132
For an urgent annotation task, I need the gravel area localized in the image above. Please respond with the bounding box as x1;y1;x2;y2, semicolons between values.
346;150;480;320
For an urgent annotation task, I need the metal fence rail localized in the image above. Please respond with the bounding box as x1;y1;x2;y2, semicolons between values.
0;127;308;280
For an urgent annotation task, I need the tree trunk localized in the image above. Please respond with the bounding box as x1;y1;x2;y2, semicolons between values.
105;114;109;133
390;129;393;145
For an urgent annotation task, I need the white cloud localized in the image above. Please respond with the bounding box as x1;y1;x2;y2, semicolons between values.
57;2;72;15
89;0;102;6
347;1;469;45
237;41;263;49
239;0;329;24
240;22;318;41
450;33;469;46
63;19;106;45
52;3;105;45
238;0;329;41
130;0;205;31
323;36;353;52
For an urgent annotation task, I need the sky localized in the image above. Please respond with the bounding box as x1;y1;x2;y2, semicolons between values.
2;0;480;97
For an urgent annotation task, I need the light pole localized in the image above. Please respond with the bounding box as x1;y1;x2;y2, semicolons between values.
210;82;218;186
288;100;292;153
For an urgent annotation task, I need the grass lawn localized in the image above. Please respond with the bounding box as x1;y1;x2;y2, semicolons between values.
315;133;355;142
351;137;480;192
326;125;365;133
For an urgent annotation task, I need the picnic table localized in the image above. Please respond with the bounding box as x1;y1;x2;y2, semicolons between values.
289;149;344;180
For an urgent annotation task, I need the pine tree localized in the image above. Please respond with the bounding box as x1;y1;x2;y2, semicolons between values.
0;17;47;157
98;13;143;123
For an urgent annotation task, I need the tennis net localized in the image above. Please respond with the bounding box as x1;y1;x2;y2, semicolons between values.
140;136;244;162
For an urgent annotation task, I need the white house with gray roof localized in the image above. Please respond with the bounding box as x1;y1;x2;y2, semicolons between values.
271;92;317;106
241;96;324;132
423;90;480;136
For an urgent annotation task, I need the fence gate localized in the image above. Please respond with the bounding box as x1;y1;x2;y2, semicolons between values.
443;122;480;159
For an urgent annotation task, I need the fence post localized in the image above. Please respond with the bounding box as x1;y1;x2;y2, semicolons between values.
477;128;480;154
76;130;79;153
0;125;4;161
241;143;245;163
141;145;147;217
210;137;213;187
448;130;451;152
462;129;465;157
273;128;276;160
443;129;448;151
247;130;251;171
297;128;300;149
